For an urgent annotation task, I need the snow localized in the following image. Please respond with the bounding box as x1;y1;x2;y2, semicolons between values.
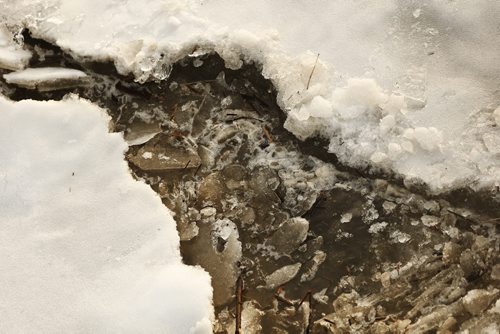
1;0;499;192
3;67;88;90
0;26;32;70
0;95;213;333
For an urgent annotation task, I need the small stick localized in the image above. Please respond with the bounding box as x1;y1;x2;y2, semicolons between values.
298;290;312;307
306;53;320;90
183;160;191;170
298;291;313;334
480;217;500;223
235;275;244;334
193;164;201;177
198;93;207;112
274;294;295;307
263;126;273;143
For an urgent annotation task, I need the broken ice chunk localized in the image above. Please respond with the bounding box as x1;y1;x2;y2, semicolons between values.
3;67;89;91
390;230;411;244
368;221;388;234
462;289;499;315
0;47;32;71
265;263;302;289
415;127;443;151
227;301;264;334
124;121;161;146
300;250;326;282
404;95;426;109
340;213;353;223
0;27;32;70
493;106;500;126
129;143;201;172
266;217;309;255
421;215;439;227
188;218;241;306
482;133;500;154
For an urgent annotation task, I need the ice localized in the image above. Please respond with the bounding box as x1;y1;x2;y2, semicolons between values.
227;302;264;334
300;250;326;282
187;217;242;306
3;67;89;91
340;213;352;223
462;289;499;316
421;215;440;227
0;27;32;70
0;95;213;332
266;217;309;255
390;230;411;244
265;263;302;289
368;222;388;234
128;135;201;172
123;121;161;146
494;107;500;126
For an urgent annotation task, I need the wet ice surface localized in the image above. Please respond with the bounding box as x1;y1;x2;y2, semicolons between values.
1;33;499;333
3;67;88;91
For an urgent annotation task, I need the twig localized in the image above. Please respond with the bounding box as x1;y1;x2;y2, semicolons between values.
263;126;273;143
198;93;207;112
480;217;500;223
235;275;244;334
183;160;191;170
306;53;320;90
193;164;201;177
298;290;312;307
298;291;313;334
226;114;265;122
274;288;295;307
446;208;477;223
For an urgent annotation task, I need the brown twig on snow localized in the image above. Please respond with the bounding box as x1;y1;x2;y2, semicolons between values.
306;53;320;90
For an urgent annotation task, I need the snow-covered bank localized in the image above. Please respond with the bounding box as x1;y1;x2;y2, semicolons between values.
2;0;499;193
0;95;213;333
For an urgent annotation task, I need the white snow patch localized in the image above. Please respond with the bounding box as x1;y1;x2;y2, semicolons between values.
0;95;213;333
1;0;499;192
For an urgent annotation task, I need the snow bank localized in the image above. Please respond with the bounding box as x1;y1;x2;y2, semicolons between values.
1;0;498;193
0;95;213;333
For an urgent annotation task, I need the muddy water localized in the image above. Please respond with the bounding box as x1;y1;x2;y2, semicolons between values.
1;32;499;333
